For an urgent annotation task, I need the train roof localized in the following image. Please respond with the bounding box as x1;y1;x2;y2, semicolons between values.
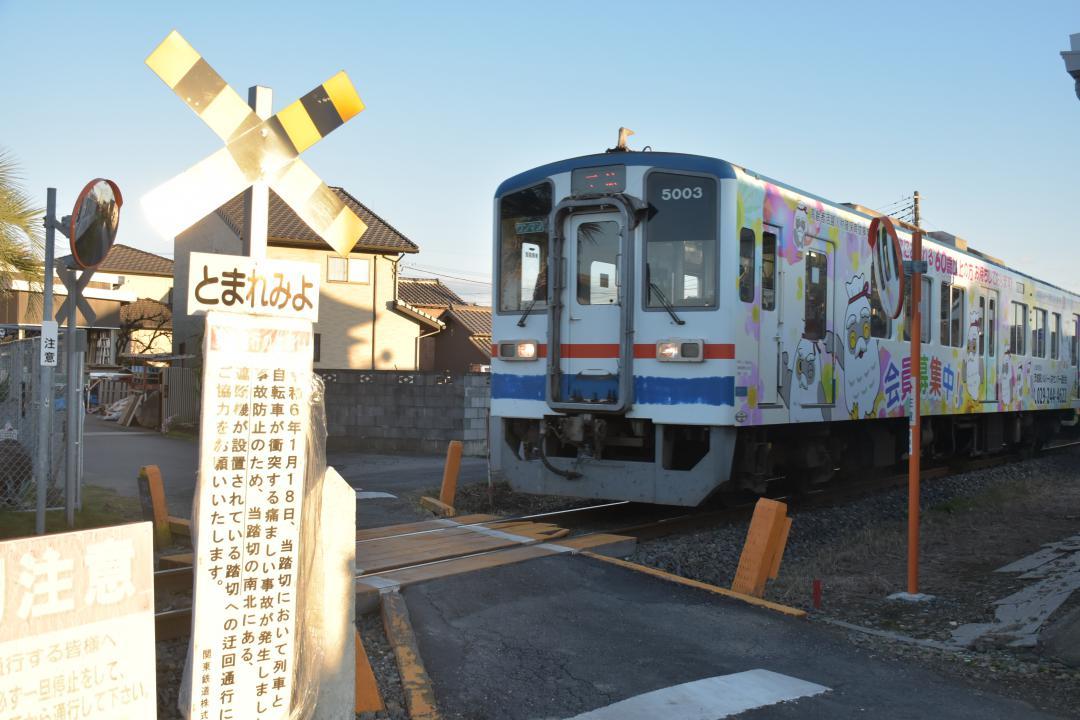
496;151;1079;301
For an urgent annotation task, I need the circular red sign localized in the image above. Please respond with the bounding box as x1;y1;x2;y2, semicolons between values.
867;215;906;320
68;178;123;270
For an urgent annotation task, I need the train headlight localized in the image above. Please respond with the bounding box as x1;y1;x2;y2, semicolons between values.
656;339;704;362
498;340;539;361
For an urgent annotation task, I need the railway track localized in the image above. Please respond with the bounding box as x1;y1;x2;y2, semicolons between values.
152;438;1080;639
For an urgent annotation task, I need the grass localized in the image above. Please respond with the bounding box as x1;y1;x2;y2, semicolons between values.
0;484;144;540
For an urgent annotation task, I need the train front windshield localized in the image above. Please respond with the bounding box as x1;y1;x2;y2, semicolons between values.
644;172;718;309
498;183;552;312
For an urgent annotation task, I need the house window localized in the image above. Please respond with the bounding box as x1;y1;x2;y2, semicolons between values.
939;282;963;348
313;333;321;362
1010;302;1027;355
327;256;370;283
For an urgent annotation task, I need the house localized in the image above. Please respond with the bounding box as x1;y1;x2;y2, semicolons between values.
172;187;441;370
398;277;492;373
0;244;174;367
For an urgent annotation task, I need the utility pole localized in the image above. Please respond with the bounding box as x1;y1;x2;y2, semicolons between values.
35;190;57;535
913;190;921;229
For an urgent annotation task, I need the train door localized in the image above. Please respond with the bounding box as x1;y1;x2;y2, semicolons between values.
803;238;834;405
977;289;998;402
758;227;780;404
557;213;624;405
1074;314;1080;398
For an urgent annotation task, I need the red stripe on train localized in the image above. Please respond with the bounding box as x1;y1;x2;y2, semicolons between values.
492;343;735;360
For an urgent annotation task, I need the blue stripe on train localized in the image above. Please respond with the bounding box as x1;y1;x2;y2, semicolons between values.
491;374;735;406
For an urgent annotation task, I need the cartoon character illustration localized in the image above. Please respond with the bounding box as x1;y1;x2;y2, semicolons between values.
780;336;832;421
843;274;881;418
793;204;810;250
999;352;1013;408
964;305;983;401
795;341;817;391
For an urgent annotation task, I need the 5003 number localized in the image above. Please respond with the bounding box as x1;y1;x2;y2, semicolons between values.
660;187;704;200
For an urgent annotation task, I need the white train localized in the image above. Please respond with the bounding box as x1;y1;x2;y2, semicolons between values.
489;150;1080;505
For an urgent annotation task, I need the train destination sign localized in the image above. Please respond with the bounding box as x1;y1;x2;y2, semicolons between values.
187;252;320;322
0;523;156;719
868;215;906;319
68;178;122;270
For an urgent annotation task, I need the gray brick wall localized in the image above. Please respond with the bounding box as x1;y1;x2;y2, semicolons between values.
318;370;490;456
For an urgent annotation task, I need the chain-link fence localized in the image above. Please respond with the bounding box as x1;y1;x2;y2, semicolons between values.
0;337;68;510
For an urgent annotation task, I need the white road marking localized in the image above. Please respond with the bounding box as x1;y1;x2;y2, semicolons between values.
355;490;397;500
84;431;152;436
565;669;829;720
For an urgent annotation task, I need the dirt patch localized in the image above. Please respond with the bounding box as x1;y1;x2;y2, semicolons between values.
634;450;1080;716
421;480;600;518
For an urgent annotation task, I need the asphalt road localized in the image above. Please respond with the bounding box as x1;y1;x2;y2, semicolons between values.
82;414;488;528
404;554;1059;720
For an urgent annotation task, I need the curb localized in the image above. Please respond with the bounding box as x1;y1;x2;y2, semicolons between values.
381;589;441;720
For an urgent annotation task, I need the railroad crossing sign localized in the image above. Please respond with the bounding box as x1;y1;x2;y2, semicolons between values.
867;215;906;319
142;30;368;257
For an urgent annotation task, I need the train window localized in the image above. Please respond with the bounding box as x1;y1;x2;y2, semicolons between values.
1051;312;1062;360
498;183;552;313
577;221;620;305
939;282;964;348
1073;315;1080;367
1010;302;1027;355
645;173;717;308
738;228;755;303
804;250;828;341
761;231;776;311
1033;308;1047;358
869;272;890;338
988;296;996;357
902;277;932;343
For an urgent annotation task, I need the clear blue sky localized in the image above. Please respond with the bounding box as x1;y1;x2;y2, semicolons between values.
2;1;1078;302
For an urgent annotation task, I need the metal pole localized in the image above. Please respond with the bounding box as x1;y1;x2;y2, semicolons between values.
65;264;78;527
907;221;923;595
242;86;272;259
35;189;56;535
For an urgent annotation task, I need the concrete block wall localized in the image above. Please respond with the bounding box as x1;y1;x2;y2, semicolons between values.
318;370;490;456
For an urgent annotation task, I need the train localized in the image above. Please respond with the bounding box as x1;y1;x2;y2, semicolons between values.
488;147;1080;505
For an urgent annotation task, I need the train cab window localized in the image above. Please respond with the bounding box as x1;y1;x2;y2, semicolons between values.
577;221;620;305
761;231;776;310
1051;312;1062;360
738;228;755;303
939;282;964;348
1010;302;1027;355
902;277;932;343
645;173;717;308
498;183;552;312
804;250;828;341
1033;308;1048;358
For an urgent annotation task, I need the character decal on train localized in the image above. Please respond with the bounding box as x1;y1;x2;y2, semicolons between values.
964;305;984;404
843;274;883;418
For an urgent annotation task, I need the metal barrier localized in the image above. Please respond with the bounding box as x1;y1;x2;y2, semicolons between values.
0;337;68;510
163;366;200;428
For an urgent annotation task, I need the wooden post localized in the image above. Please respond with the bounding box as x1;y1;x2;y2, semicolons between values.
138;465;172;549
731;498;790;598
354;629;384;713
440;440;463;508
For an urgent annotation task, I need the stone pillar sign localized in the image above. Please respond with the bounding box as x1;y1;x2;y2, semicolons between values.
189;310;316;719
0;522;156;719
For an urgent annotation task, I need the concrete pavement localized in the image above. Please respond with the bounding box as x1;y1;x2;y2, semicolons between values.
403;554;1059;720
81;414;487;527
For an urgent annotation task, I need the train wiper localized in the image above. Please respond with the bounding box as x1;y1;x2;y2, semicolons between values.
517;297;538;327
649;281;686;325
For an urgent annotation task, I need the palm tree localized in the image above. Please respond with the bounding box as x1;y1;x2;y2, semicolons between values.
0;149;42;294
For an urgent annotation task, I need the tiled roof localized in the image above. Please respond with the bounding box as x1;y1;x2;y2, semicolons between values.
468;335;492;357
447;305;491;337
58;244;173;276
397;277;465;307
216;187;418;254
120;298;172;329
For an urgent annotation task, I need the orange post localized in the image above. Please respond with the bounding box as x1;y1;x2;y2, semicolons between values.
732;498;789;598
139;465;173;549
439;440;463;508
908;230;923;595
355;628;385;713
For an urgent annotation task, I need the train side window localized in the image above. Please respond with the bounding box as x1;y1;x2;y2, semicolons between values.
738;228;755;303
1010;302;1027;355
1073;314;1080;367
761;231;776;311
1033;308;1047;358
1051;312;1061;360
498;182;552;313
939;282;963;348
804;250;828;341
988;296;996;357
869;272;890;338
902;276;931;343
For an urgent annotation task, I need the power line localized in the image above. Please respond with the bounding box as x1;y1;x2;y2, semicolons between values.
400;264;492;286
